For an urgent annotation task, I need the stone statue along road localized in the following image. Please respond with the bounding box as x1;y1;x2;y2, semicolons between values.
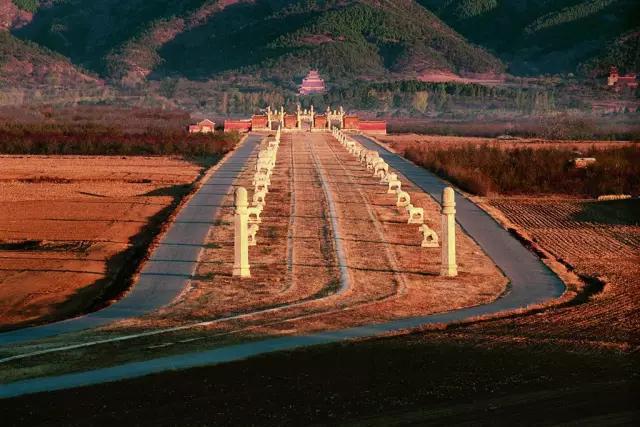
0;134;564;398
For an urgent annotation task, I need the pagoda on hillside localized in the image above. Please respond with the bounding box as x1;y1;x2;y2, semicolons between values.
299;69;326;95
607;66;638;91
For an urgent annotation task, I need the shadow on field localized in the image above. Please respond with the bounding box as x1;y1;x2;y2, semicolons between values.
1;334;636;425
572;199;640;226
0;183;195;333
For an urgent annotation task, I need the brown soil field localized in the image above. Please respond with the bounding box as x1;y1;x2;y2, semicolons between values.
2;330;635;426
0;155;201;330
463;196;640;348
0;133;507;382
379;133;637;152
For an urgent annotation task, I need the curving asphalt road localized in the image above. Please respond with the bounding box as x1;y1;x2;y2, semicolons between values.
0;134;565;398
354;135;565;309
0;134;262;346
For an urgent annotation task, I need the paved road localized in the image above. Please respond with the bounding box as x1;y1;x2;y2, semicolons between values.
0;134;261;346
354;135;565;309
0;134;565;398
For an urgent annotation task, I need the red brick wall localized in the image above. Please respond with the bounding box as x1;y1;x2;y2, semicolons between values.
358;121;387;134
284;115;297;129
251;115;269;129
343;116;360;129
224;120;252;133
314;115;327;128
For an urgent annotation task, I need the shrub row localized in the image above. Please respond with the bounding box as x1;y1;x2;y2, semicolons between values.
0;123;239;156
401;143;640;197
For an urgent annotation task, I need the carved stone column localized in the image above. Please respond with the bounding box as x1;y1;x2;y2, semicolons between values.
233;187;251;278
440;187;458;277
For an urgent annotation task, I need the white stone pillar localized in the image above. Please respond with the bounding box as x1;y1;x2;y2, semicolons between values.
440;187;458;277
233;187;251;277
267;106;272;129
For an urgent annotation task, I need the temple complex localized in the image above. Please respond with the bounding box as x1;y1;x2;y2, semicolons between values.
607;66;638;91
223;105;386;134
188;119;216;133
299;70;326;95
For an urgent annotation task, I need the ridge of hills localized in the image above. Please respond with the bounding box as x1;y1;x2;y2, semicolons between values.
2;0;503;91
0;0;637;106
417;0;640;75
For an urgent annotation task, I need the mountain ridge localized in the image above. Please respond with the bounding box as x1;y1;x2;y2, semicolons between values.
3;0;504;89
417;0;640;75
0;0;637;101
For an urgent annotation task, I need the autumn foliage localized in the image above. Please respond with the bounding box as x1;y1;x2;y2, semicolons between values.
0;123;237;156
400;143;640;197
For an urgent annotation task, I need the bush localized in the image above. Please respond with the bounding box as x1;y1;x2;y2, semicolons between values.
401;143;640;197
0;123;238;156
12;0;39;13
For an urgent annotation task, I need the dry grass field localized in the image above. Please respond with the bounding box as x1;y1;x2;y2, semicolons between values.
379;133;637;151
0;155;201;330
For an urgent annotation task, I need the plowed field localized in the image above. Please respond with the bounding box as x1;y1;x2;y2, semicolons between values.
469;197;640;347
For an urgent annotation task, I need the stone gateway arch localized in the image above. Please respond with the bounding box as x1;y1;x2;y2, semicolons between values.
235;105;387;134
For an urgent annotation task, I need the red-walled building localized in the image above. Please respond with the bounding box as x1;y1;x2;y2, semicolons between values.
188;119;216;133
284;114;297;129
343;116;360;130
358;120;387;135
299;70;326;95
251;115;269;130
224;120;252;133
314;115;328;129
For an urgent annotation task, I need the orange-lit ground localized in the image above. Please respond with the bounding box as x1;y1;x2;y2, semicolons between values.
0;156;201;330
0;133;507;382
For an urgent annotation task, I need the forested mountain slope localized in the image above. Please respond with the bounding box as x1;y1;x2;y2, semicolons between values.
417;0;640;75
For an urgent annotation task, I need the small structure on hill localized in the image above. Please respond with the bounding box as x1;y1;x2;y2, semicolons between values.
188;119;216;133
299;70;326;95
607;67;638;91
571;157;596;169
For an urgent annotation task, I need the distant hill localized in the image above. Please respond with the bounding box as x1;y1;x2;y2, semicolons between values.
417;0;640;75
580;28;640;77
1;0;637;108
0;31;104;101
4;0;503;91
